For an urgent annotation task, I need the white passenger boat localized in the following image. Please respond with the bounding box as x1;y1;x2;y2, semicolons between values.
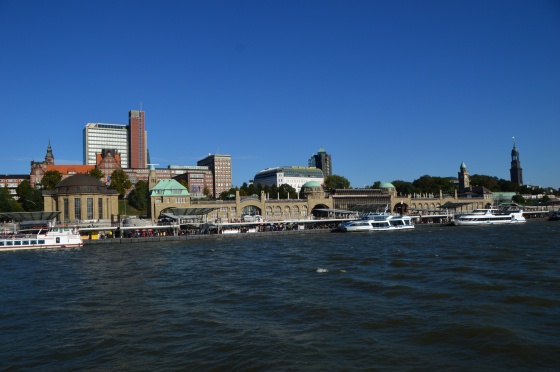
337;213;415;232
452;205;526;226
0;226;83;251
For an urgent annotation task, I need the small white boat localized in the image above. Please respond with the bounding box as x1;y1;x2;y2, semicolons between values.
337;213;415;232
452;204;526;226
0;226;83;251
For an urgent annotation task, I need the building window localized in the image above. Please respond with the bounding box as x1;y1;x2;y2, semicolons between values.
64;198;69;221
74;198;81;220
87;198;94;220
98;198;103;219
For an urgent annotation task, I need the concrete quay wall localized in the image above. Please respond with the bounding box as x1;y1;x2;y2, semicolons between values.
83;228;333;245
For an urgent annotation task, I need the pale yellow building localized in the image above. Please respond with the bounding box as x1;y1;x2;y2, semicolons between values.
42;174;119;223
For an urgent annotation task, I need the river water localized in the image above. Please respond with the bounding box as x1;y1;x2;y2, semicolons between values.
1;220;559;371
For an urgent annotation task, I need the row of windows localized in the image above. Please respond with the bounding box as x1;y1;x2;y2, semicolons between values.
62;198;105;220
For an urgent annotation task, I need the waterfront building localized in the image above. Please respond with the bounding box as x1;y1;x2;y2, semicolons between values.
308;146;332;177
197;154;232;198
329;186;393;212
96;149;122;183
30;142;96;188
42;174;119;223
30;141;56;187
83;123;129;168
129;110;148;169
457;161;492;198
149;178;191;220
253;166;324;194
0;174;30;200
510;139;523;185
169;165;214;198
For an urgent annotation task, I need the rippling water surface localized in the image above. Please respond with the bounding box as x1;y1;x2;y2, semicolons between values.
2;221;559;370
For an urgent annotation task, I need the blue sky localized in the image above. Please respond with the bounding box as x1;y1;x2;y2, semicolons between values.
1;1;559;189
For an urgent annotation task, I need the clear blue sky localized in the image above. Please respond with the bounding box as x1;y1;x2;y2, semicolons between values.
1;1;559;189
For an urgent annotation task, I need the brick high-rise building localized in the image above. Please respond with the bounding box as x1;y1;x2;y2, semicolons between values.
197;154;232;198
129;110;147;169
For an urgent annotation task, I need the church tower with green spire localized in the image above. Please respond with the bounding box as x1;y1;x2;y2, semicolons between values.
44;140;55;165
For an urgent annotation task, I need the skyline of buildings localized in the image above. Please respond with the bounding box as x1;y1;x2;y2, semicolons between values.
0;106;545;204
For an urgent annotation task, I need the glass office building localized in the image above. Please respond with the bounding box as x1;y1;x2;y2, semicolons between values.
83;123;129;168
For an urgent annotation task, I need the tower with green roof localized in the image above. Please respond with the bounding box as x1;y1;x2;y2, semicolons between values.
149;179;190;219
458;161;470;193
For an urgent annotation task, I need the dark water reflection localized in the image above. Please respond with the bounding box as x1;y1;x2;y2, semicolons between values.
1;221;559;370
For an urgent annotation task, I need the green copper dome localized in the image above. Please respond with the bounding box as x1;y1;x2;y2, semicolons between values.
378;182;395;189
302;181;321;188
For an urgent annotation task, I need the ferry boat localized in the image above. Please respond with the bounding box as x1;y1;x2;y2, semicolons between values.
336;213;415;232
452;205;526;226
0;226;83;251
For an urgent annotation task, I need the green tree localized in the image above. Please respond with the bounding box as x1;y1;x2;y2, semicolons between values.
110;169;132;198
0;187;24;213
203;187;211;198
391;180;415;195
88;167;104;180
413;175;454;195
41;170;63;190
128;180;149;211
470;175;500;191
269;184;279;199
278;184;297;199
512;194;525;205
324;175;350;190
16;180;43;211
246;183;257;196
497;179;517;192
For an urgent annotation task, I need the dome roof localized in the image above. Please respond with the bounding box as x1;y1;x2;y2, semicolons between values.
302;181;321;188
57;174;104;188
378;182;395;189
49;174;118;195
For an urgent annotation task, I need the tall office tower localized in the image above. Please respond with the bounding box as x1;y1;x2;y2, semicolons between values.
510;139;523;185
308;146;332;177
83;123;129;168
129;110;147;169
197;154;232;198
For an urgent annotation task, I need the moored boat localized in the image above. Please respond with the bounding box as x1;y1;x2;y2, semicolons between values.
452;204;526;226
336;212;415;232
0;226;83;251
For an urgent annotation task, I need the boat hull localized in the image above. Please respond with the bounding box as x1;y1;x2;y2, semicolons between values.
338;214;415;232
452;219;525;226
452;208;526;226
0;227;84;252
